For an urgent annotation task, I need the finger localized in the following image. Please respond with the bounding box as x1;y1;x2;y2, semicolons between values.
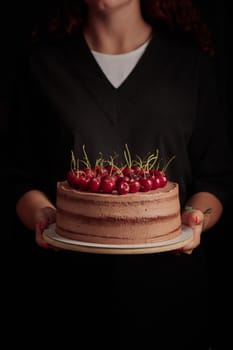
174;246;193;255
35;221;59;251
35;222;54;249
182;210;203;228
179;210;204;254
35;222;48;247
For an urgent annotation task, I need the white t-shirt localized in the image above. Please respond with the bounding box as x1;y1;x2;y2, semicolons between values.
92;39;150;88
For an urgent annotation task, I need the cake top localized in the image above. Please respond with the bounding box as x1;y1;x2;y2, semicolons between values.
66;145;175;195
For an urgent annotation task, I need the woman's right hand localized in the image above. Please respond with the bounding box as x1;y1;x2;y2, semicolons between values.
35;207;56;249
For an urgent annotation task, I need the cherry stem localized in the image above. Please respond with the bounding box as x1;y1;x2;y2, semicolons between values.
70;150;77;171
162;155;176;173
95;152;104;168
147;152;158;170
134;155;143;170
123;144;132;169
82;144;91;169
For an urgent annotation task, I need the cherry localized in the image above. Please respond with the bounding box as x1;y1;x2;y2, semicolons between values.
138;169;150;177
67;170;82;188
150;169;161;177
150;175;162;190
100;175;116;193
79;175;91;190
117;180;130;195
128;178;140;193
88;176;101;192
122;167;134;177
139;177;152;192
83;167;95;177
95;165;108;177
116;175;130;186
158;174;167;187
131;165;140;174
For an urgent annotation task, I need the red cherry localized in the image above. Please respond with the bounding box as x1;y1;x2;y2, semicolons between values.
138;169;150;177
88;176;101;192
139;177;152;192
79;175;91;190
67;170;82;188
117;180;130;195
100;175;116;193
158;174;167;187
154;170;163;176
131;165;140;174
150;175;162;190
128;178;140;193
116;175;130;186
122;167;130;176
83;167;95;177
95;166;108;177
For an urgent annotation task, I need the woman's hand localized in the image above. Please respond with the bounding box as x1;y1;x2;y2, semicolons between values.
176;192;222;255
35;207;56;249
179;208;205;254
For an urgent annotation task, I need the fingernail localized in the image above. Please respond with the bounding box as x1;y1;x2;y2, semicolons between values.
174;247;183;255
42;242;49;249
195;216;199;224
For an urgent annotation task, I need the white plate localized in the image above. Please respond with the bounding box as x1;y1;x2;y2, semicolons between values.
43;223;193;254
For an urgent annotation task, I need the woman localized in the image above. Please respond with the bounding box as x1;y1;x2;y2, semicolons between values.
8;0;232;348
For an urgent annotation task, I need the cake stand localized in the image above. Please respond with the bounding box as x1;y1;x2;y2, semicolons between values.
43;224;193;255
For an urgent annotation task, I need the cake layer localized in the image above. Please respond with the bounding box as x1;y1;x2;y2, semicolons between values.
55;181;182;244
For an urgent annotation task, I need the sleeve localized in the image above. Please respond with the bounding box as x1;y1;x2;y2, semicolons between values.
188;52;233;206
8;56;57;205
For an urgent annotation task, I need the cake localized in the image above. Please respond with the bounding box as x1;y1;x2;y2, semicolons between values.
55;180;181;245
55;146;182;245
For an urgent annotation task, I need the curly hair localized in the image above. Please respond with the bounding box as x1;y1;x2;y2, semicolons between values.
32;0;214;56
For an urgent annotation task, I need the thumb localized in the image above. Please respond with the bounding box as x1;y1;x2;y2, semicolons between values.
182;208;204;227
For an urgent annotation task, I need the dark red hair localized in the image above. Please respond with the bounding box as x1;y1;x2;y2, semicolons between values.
32;0;214;56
